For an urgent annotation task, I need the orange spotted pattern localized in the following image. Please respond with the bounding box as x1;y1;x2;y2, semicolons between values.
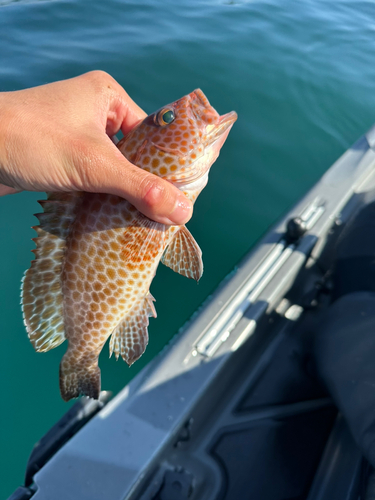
22;89;237;401
59;194;171;400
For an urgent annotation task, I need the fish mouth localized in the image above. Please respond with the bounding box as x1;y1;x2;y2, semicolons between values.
189;90;238;144
168;91;237;187
170;110;237;188
206;111;238;146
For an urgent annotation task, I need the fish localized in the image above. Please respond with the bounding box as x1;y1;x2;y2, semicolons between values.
21;89;237;401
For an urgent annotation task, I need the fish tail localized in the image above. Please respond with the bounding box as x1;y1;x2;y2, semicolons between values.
59;353;101;402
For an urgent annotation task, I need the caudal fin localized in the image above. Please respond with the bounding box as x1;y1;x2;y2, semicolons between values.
59;360;101;402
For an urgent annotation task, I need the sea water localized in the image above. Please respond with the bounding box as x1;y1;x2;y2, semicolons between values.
1;0;375;496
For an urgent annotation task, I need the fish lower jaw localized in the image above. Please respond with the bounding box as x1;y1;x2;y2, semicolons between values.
175;172;209;202
167;155;212;191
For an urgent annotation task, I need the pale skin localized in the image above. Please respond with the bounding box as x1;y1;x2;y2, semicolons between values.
0;71;193;225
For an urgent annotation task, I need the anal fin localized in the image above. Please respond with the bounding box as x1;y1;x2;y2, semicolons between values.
161;225;203;281
109;294;157;365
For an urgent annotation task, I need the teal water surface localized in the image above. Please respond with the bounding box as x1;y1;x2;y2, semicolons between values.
1;0;375;497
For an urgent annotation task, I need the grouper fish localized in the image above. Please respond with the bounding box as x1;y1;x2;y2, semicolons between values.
21;89;237;401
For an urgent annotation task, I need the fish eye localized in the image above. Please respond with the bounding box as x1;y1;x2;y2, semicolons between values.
162;110;175;124
155;108;175;126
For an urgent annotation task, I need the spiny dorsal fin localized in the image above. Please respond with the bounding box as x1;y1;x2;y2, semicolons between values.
22;192;83;352
109;294;157;365
161;225;203;282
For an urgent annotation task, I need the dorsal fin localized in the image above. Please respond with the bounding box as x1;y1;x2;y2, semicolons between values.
22;192;83;352
109;294;157;365
161;225;203;282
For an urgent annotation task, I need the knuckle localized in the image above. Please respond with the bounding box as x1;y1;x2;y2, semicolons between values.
85;69;112;83
82;71;118;95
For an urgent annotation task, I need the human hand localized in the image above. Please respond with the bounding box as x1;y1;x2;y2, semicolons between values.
0;71;193;225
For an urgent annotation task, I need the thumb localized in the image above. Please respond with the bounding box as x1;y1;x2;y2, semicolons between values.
72;136;193;225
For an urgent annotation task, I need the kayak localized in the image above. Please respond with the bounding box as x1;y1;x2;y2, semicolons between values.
10;125;375;500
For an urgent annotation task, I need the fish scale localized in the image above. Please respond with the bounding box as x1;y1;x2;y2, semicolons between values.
21;89;237;401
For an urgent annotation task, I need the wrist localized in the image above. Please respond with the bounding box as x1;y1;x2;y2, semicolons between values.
0;91;21;187
0;92;13;169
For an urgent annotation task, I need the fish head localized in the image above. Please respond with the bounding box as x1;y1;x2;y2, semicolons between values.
118;89;237;200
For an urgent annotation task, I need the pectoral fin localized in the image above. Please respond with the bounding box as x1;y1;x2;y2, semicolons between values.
109;294;157;365
161;226;203;282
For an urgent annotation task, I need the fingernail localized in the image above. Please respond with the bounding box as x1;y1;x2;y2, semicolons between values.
168;194;193;224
